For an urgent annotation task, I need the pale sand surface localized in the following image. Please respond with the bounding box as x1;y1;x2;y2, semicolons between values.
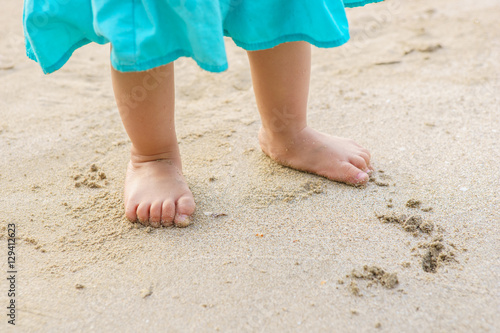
1;0;499;331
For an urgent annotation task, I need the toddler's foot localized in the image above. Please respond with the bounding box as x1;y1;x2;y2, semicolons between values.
124;152;195;227
259;126;373;185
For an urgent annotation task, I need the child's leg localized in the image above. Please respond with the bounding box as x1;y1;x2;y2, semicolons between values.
111;63;195;227
247;42;372;185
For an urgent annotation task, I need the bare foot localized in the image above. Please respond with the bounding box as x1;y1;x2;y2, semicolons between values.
258;126;373;185
123;152;195;227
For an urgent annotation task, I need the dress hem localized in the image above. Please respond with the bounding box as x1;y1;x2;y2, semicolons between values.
27;38;94;74
112;49;229;73
344;0;384;8
46;33;350;74
226;32;350;53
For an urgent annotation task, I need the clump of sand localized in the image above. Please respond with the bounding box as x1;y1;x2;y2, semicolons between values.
368;170;392;187
406;199;422;208
73;163;108;188
376;210;459;273
405;199;433;212
345;265;399;296
348;281;361;296
416;236;456;273
376;213;434;236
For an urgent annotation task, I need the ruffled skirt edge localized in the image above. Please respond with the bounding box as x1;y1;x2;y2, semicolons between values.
26;0;383;74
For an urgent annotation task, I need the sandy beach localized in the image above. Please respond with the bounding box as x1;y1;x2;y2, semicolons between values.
1;0;499;331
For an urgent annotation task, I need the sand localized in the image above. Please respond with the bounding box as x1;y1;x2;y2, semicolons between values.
1;0;499;331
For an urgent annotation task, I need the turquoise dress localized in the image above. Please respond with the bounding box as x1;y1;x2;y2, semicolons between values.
23;0;382;74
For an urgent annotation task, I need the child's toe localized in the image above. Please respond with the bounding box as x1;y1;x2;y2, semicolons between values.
359;151;371;165
350;155;370;173
340;161;369;185
174;195;195;227
136;202;151;225
161;201;176;227
125;201;139;222
149;201;162;227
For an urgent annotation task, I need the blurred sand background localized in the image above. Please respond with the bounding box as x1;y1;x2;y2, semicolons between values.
0;0;499;331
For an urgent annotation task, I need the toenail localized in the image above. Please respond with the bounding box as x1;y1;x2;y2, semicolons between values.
175;214;191;228
355;172;369;183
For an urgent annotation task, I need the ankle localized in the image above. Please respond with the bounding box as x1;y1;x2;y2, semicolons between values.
130;145;181;165
259;125;308;145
